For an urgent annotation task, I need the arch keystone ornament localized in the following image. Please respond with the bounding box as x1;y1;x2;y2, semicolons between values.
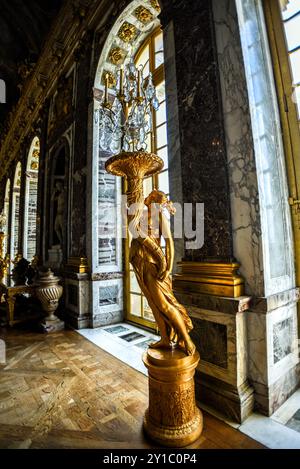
103;56;203;447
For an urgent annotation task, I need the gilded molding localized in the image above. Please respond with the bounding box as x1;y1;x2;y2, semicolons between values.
174;261;245;298
108;47;126;65
149;0;161;12
134;6;153;23
65;256;89;273
0;0;97;181
101;71;117;89
117;21;138;43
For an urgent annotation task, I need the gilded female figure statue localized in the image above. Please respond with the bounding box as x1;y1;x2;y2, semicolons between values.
129;189;195;356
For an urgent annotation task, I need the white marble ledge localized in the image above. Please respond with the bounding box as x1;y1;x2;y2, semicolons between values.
271;389;300;426
175;290;252;315
249;287;300;315
239;413;300;449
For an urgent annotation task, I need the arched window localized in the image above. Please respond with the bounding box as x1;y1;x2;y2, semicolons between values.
281;0;300;124
92;1;167;330
24;137;39;261
11;162;22;261
3;179;10;255
126;27;169;329
236;0;294;295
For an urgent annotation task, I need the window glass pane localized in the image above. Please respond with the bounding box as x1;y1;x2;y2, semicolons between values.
294;85;300;114
156;123;167;148
284;15;300;51
158;170;169;194
157;146;168;168
136;45;149;69
282;2;300;20
130;270;141;294
155;51;164;69
156;81;165;102
290;49;300;83
143;297;155;322
142;61;150;78
143;176;153;197
146;132;152;152
154;32;163;53
130;294;141;316
155;100;166;126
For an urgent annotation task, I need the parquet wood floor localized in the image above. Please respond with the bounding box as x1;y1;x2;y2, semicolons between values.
0;327;264;449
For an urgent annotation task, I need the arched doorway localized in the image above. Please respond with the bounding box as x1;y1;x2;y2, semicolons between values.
92;0;169;330
47;140;70;268
3;179;10;257
23;136;39;261
10;162;22;262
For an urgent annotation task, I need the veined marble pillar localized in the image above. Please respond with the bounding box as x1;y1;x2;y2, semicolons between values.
161;0;252;422
213;0;299;416
162;0;299;420
64;257;90;329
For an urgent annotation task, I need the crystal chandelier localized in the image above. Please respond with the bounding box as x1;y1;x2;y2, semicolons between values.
96;56;160;153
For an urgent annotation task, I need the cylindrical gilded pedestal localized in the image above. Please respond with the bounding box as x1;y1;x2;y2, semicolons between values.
143;348;203;447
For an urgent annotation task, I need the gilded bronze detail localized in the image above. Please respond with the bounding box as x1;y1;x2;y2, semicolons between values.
65;256;89;273
106;150;202;446
0;232;9;284
143;348;203;446
174;261;245;297
108;47;126;65
149;0;161;12
134;6;153;24
106;151;195;355
101;71;117;89
117;22;138;43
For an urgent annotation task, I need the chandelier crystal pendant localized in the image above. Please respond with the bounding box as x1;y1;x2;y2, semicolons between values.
96;57;159;153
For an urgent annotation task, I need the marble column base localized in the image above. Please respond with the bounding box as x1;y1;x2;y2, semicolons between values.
247;288;299;416
64;309;91;329
174;290;254;423
64;273;91;330
252;363;300;416
195;371;254;423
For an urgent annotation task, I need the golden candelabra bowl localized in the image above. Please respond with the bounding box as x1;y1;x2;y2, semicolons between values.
105;151;164;179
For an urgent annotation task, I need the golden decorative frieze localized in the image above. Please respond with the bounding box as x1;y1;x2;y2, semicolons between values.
101;71;116;89
134;6;153;24
108;47;126;65
117;21;138;43
149;0;161;12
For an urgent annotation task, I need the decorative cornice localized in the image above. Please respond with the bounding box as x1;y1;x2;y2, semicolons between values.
0;0;155;180
0;0;102;180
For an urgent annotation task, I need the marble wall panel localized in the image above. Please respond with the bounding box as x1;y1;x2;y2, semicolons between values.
190;317;228;369
161;0;233;261
212;0;264;296
188;305;247;387
91;278;124;328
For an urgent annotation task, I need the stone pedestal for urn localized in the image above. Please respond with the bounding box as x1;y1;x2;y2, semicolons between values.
36;269;64;333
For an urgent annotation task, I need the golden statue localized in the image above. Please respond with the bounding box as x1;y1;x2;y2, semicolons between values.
106;151;202;447
129;189;195;356
106;151;195;356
